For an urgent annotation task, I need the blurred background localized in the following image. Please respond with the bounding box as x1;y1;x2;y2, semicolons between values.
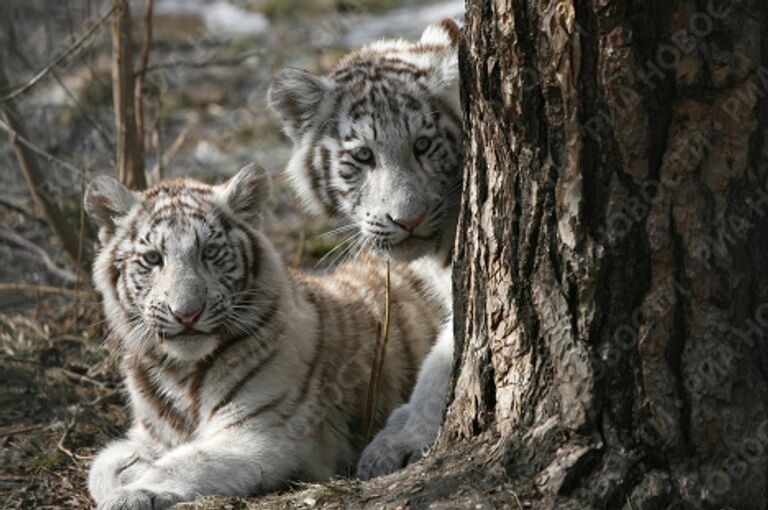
0;1;462;507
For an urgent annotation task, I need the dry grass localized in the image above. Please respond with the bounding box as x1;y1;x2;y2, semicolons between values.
0;301;125;509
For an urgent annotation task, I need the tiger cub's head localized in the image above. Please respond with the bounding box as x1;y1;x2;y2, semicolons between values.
85;165;277;361
268;19;462;261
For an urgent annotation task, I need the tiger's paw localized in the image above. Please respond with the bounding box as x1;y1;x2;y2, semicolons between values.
356;433;427;480
97;489;179;510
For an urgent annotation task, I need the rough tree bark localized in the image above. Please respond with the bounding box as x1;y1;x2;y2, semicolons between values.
441;0;768;508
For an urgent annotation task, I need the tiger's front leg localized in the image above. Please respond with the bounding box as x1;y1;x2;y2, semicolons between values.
357;320;454;479
96;429;297;510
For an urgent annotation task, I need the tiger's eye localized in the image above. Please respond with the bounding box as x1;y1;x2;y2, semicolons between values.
351;146;374;164
143;251;162;266
414;136;431;154
202;245;220;259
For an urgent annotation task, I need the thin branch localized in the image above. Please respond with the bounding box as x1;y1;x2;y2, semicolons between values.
0;283;96;299
0;198;47;226
159;125;190;169
141;49;264;74
0;3;119;103
6;39;116;154
149;85;163;182
52;69;117;155
134;0;154;155
0;118;86;177
0;77;90;276
0;229;79;283
112;0;146;190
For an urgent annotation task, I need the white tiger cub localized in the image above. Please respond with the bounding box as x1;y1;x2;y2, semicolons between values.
268;19;462;478
84;164;442;509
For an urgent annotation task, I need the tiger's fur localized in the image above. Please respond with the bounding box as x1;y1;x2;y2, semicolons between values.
85;165;441;510
268;19;462;479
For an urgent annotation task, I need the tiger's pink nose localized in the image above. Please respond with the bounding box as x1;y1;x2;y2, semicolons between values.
172;307;203;326
389;214;424;232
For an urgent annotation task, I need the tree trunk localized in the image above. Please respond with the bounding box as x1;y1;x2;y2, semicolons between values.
111;0;146;190
443;1;768;508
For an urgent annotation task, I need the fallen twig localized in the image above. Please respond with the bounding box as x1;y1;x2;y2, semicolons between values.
53;366;111;390
57;417;90;464
0;423;48;438
1;356;109;389
88;388;122;406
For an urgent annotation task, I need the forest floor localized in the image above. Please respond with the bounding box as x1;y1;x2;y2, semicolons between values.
0;1;532;509
0;297;537;510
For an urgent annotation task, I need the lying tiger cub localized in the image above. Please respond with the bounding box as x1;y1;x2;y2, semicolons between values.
85;164;442;509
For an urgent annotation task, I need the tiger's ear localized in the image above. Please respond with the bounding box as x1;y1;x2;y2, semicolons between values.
218;163;271;222
420;18;460;48
421;19;460;99
267;68;332;141
84;175;139;243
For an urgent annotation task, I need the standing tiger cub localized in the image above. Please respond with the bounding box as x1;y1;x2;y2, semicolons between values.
85;164;441;509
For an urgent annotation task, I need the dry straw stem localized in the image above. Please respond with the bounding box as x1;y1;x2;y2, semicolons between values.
365;259;392;443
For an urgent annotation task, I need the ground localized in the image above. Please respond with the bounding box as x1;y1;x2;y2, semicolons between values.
0;298;534;509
